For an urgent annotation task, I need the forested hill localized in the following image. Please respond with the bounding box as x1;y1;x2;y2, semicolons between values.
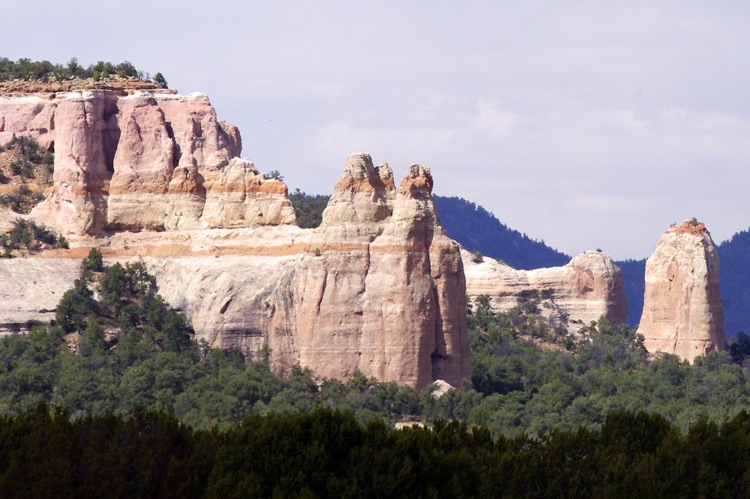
433;195;570;270
718;228;750;338
614;259;646;328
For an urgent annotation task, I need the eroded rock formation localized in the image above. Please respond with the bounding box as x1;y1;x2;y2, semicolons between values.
639;221;726;362
0;86;471;391
293;157;470;387
0;89;294;235
463;249;628;335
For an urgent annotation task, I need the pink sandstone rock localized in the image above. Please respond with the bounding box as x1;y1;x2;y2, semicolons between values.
0;89;292;234
321;152;395;225
0;88;470;389
292;156;470;388
463;249;628;335
639;220;726;362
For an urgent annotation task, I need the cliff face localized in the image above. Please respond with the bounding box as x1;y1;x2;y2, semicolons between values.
0;88;470;389
291;155;469;387
464;249;628;334
0;90;294;235
639;221;726;362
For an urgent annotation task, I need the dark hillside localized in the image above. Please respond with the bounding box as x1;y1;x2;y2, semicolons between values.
614;259;646;328
719;228;750;338
433;195;570;270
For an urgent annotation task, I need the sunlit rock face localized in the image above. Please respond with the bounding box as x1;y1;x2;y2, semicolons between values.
292;157;470;388
464;249;628;336
0;89;294;234
639;221;726;362
0;88;472;392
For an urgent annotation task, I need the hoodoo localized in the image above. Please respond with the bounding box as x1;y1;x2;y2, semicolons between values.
639;220;726;362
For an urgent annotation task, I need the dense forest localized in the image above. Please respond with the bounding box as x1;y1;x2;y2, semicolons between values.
4;404;750;497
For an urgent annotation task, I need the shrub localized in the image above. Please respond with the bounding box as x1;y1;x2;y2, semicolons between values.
471;251;484;263
0;219;67;256
264;170;284;181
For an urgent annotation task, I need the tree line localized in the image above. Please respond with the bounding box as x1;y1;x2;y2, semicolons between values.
0;57;166;87
2;403;750;497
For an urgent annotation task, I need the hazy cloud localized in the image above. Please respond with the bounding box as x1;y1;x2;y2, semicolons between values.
4;1;750;259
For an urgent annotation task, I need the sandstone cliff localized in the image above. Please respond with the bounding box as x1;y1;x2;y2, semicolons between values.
0;85;471;393
0;89;294;234
639;220;726;362
463;249;628;335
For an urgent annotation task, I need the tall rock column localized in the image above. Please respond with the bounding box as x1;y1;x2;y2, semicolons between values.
363;163;471;388
639;220;726;361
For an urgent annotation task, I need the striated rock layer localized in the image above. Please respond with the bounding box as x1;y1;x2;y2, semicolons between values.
639;221;726;362
0;89;294;234
464;249;628;335
0;87;472;393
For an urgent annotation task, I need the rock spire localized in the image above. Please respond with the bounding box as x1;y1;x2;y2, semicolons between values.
638;220;726;361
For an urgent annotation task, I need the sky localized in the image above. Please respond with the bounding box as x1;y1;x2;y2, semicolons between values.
4;1;750;260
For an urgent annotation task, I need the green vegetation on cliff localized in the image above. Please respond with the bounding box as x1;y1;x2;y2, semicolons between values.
0;57;165;86
0;219;67;257
0;250;420;427
0;135;53;214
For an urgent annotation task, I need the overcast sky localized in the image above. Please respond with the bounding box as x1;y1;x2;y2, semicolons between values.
4;1;750;260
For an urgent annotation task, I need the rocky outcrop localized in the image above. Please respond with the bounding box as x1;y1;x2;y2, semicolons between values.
293;158;470;388
0;91;471;390
321;152;395;225
0;89;294;235
464;249;628;334
251;156;467;388
0;258;81;335
639;221;726;362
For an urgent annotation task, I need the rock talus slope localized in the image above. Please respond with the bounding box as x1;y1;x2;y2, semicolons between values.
639;221;726;362
463;250;628;334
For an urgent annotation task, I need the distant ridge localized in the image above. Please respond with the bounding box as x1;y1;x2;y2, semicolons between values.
718;228;750;338
614;259;646;328
433;195;570;270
